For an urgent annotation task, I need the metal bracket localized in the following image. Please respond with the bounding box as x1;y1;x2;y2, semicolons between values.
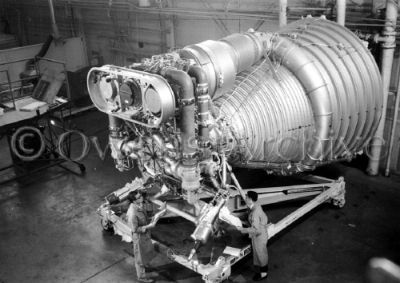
180;97;196;106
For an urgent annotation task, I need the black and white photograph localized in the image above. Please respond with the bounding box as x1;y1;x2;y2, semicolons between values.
1;1;400;282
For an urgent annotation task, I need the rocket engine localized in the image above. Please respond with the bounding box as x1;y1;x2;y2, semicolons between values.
88;18;382;261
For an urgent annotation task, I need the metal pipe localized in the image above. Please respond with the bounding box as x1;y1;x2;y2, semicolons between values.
268;177;345;238
161;68;197;164
180;31;269;97
48;0;61;39
227;164;247;202
385;74;400;176
188;65;210;148
367;0;398;175
221;153;227;186
336;0;346;26
279;0;287;28
271;36;332;170
108;115;123;138
151;199;197;223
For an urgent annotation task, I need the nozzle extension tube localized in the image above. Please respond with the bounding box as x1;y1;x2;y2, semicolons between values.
161;68;197;164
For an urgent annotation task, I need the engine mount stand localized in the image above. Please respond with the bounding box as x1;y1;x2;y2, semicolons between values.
97;174;345;283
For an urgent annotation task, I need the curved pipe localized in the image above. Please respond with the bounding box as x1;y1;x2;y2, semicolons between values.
271;37;332;169
180;31;269;98
188;65;210;148
278;18;382;160
161;68;196;164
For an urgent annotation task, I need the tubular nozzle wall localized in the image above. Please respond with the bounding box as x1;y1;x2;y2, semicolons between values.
215;18;383;173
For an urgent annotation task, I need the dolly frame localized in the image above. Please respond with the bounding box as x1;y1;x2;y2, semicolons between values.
98;174;345;282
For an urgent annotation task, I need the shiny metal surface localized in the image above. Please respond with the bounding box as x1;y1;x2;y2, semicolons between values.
215;59;314;166
180;31;269;98
83;18;385;277
87;65;176;127
216;18;383;173
87;18;383;176
280;18;382;157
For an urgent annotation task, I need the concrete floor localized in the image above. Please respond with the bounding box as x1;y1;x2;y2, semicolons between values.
1;110;400;283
